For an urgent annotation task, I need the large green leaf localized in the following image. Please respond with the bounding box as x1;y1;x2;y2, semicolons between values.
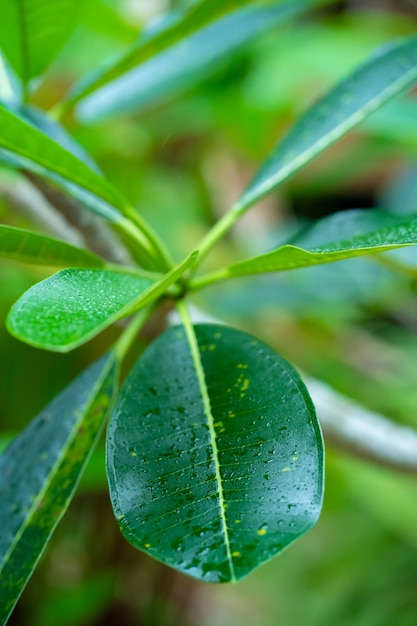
0;224;104;267
7;251;197;351
195;210;417;284
66;0;261;107
234;35;417;213
77;0;320;122
107;324;323;582
0;354;118;624
0;0;84;84
0;105;125;222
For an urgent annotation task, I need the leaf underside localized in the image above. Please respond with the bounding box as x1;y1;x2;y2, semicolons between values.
107;324;323;583
0;354;118;624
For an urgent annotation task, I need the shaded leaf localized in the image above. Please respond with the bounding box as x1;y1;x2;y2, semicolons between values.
7;251;197;351
77;0;316;122
0;51;22;109
0;224;104;267
0;354;118;624
107;324;323;582
220;210;417;278
0;105;125;222
235;35;417;213
66;0;260;107
0;0;84;84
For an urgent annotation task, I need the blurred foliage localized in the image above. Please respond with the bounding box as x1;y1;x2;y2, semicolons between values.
2;0;417;624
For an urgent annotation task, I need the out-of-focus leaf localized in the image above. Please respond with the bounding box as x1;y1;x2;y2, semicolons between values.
209;210;417;280
7;251;197;351
0;354;119;624
0;105;125;222
234;35;417;213
0;51;22;109
77;0;320;122
0;225;104;267
0;0;84;84
107;324;323;582
66;0;262;107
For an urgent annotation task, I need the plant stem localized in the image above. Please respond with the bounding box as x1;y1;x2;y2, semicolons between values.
114;306;154;361
123;206;174;271
188;268;231;292
192;206;242;270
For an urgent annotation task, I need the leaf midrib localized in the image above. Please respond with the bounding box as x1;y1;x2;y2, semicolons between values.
17;0;29;85
179;306;236;582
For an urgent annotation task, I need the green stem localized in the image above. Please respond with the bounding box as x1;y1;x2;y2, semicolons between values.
124;206;174;271
192;206;242;271
188;268;231;292
117;218;163;270
114;306;154;361
105;263;163;281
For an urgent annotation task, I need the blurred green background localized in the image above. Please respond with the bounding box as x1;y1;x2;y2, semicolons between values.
2;0;417;624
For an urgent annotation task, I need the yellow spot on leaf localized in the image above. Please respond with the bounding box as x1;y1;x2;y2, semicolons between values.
228;410;235;418
232;551;241;557
257;528;267;536
282;466;291;472
241;379;249;392
292;455;298;461
237;363;248;369
214;332;222;339
234;519;241;524
130;451;137;457
208;344;216;351
214;421;224;429
144;543;151;548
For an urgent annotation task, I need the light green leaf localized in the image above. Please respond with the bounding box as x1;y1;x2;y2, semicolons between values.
107;323;323;582
235;35;417;213
198;210;417;283
77;0;318;122
0;0;84;84
0;224;104;267
0;354;118;624
0;105;125;222
7;251;197;351
66;0;261;107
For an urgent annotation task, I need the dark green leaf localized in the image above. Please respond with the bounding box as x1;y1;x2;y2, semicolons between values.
66;0;260;107
7;251;197;351
107;324;323;582
0;354;118;624
0;224;104;267
235;35;417;213
0;0;84;84
77;1;315;122
0;105;126;222
218;210;417;279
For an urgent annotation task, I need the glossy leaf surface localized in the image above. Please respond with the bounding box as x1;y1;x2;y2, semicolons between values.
67;0;258;106
7;269;154;351
7;252;197;351
0;105;125;222
225;210;417;277
0;224;104;267
0;354;118;624
107;324;323;582
0;0;83;83
235;35;417;213
77;1;313;122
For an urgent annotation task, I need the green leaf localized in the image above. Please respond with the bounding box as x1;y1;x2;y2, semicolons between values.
202;210;417;282
7;251;197;351
77;0;317;122
0;0;84;84
66;0;261;108
0;354;118;624
0;105;126;222
107;323;323;582
0;224;104;267
235;35;417;213
0;50;22;109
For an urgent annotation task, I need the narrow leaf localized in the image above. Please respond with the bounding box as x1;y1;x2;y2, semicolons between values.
0;0;84;84
0;354;118;624
77;1;315;122
0;225;104;267
107;324;323;582
0;105;125;222
66;0;260;107
7;251;197;351
235;35;417;213
226;210;417;277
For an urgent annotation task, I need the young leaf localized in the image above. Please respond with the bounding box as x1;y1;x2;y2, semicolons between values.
107;324;323;583
0;105;125;222
234;35;417;213
77;1;315;122
0;0;84;84
7;251;197;351
194;210;417;285
66;0;260;107
0;224;104;267
0;354;118;624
